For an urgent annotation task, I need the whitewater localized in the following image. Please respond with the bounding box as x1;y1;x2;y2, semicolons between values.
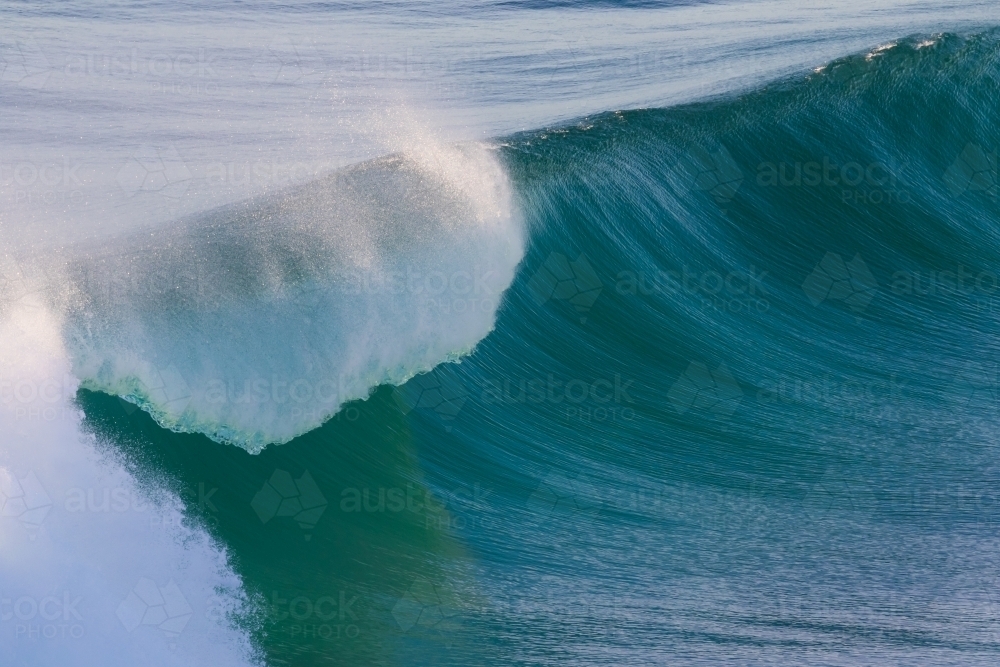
4;1;1000;665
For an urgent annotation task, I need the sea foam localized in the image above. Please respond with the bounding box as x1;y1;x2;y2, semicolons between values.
55;141;523;451
0;297;259;665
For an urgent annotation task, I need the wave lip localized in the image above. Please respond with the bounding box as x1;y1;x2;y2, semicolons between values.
62;141;524;452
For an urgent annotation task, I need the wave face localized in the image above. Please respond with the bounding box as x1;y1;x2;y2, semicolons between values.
61;30;1000;667
56;142;522;451
447;31;1000;664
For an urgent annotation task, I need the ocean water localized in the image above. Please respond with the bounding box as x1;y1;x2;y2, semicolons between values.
4;1;1000;665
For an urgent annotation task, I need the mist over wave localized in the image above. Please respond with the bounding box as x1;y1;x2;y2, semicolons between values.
0;299;260;666
51;141;523;450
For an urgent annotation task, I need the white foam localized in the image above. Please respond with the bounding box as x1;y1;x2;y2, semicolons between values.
0;299;260;666
52;140;523;451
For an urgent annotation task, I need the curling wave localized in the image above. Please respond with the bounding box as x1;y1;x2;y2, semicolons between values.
48;142;524;451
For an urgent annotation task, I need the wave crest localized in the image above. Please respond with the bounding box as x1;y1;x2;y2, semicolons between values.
58;141;524;451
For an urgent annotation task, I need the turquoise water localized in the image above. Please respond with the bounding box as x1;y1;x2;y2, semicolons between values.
4;3;1000;666
84;32;1000;664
